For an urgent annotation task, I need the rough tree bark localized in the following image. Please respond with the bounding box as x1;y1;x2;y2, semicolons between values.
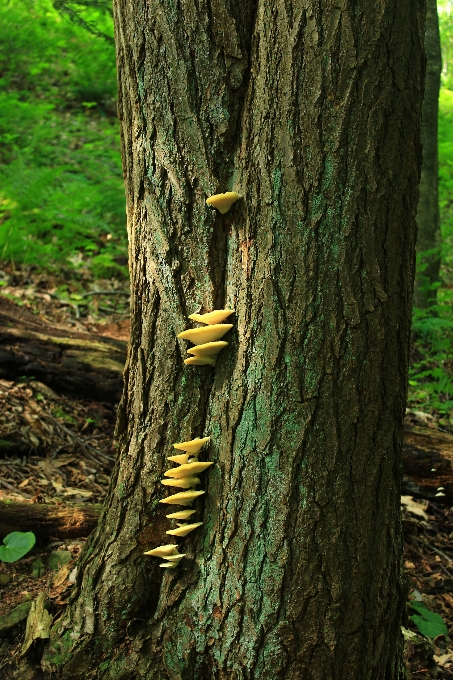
43;1;425;678
414;0;442;308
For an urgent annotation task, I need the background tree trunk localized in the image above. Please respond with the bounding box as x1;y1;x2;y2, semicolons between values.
414;0;442;308
44;1;425;678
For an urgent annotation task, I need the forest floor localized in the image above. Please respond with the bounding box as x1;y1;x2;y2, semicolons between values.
0;266;452;678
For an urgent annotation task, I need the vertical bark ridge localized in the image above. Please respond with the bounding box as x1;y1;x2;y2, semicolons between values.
44;0;424;678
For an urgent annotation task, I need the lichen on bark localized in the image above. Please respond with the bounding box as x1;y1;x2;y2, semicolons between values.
43;1;425;678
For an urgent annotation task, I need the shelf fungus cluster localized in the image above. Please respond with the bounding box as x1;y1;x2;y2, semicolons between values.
144;437;213;569
178;309;234;366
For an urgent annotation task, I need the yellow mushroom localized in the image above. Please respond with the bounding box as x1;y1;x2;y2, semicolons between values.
187;341;228;357
188;309;234;325
159;490;205;505
177;324;233;345
184;356;216;367
143;544;178;557
173;437;210;454
160;562;178;569
166;509;196;520
161;476;200;488
164;461;214;479
206;191;242;214
167;453;190;464
166;522;203;537
164;553;186;562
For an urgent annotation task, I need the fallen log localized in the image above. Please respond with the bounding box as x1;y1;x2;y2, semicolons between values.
0;501;102;540
402;426;453;504
0;296;127;402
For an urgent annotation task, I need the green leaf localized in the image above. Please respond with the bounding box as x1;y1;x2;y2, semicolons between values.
410;601;449;639
0;532;36;563
48;550;72;571
31;557;45;578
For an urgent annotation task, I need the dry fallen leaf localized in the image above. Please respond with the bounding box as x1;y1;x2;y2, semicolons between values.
434;653;453;667
52;561;73;588
64;487;93;498
401;496;429;520
21;592;52;655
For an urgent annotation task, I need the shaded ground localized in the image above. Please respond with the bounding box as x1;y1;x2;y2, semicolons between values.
0;266;452;678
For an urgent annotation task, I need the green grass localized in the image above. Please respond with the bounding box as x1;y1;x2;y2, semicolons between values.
0;0;127;278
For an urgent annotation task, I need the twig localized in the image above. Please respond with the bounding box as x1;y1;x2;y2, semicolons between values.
414;536;453;567
0;478;32;499
46;416;114;464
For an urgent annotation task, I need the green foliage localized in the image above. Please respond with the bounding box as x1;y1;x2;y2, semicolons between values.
48;550;72;570
0;0;127;275
0;531;36;563
408;87;453;420
52;0;114;44
439;3;453;91
31;556;45;577
410;600;449;639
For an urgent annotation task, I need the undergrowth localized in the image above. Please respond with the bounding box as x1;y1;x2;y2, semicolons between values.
0;0;127;278
408;88;453;424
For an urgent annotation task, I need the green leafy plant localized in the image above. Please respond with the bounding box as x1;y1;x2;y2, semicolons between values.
0;531;36;563
0;0;127;277
410;600;449;639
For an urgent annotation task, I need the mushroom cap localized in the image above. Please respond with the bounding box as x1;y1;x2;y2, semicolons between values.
177;324;233;345
164;553;186;562
187;341;228;357
159;490;205;505
206;191;242;214
167;453;190;464
143;544;178;557
166;522;203;537
188;309;234;325
166;509;196;520
159;562;178;569
173;437;210;454
164;461;214;479
161;476;200;488
184;356;216;366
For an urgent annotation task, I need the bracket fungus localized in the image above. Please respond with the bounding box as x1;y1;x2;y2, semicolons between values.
173;437;210;454
178;324;232;345
184;356;216;366
167;453;190;464
166;522;203;537
161;476;201;488
187;341;228;357
166;509;196;520
147;434;213;571
159;490;205;506
143;544;179;557
164;461;213;478
159;551;186;568
206;191;242;214
188;309;234;325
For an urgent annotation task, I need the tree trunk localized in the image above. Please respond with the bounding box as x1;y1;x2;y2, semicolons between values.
43;1;425;678
0;296;126;402
414;0;442;308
